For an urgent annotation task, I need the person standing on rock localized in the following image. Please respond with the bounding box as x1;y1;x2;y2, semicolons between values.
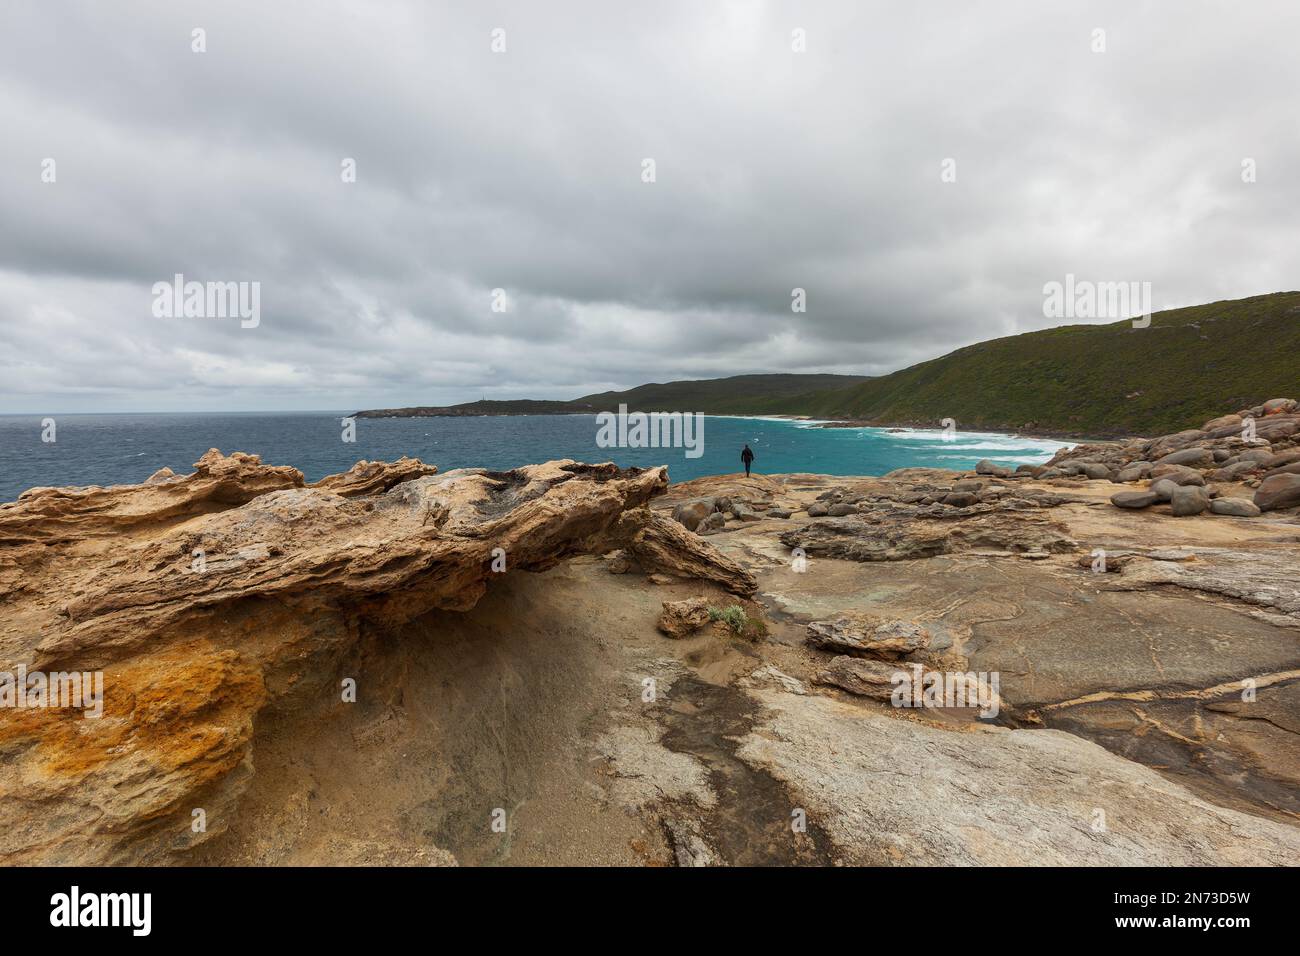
741;444;755;478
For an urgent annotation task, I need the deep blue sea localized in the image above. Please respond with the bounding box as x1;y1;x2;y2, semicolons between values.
0;412;1070;503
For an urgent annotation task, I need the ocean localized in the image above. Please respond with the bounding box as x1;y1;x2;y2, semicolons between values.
0;412;1070;503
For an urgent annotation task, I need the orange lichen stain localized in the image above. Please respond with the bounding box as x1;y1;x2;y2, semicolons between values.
0;640;266;781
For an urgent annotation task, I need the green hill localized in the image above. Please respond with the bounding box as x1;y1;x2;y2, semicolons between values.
761;292;1300;436
571;374;872;414
355;374;871;418
356;293;1299;437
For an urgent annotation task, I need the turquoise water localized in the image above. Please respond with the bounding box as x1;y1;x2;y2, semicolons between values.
0;412;1069;502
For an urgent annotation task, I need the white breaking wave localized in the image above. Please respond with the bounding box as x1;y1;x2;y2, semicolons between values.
706;414;1070;465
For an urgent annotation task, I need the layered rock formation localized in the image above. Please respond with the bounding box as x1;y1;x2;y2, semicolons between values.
0;451;750;864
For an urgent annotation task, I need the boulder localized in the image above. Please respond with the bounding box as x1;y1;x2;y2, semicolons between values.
1150;464;1206;486
1261;449;1300;470
657;597;712;638
1254;474;1300;511
696;511;727;535
1150;478;1179;502
1209;461;1261;482
1209;498;1261;518
1115;462;1153;483
1111;489;1159;509
1146;429;1208;459
1079;462;1113;480
1255;416;1300;441
975;460;1013;478
1170;485;1210;516
813;656;907;701
611;510;758;595
730;501;764;522
1238;448;1275;464
806;502;829;517
805;617;931;659
672;498;715;531
826;503;858;517
1202;414;1243;432
1157;447;1214;468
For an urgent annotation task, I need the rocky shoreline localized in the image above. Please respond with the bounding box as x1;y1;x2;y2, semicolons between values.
1;399;1297;866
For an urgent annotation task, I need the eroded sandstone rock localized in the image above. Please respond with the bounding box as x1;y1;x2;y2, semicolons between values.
604;510;758;596
307;456;438;497
0;448;304;547
813;656;907;700
658;597;712;638
806;616;931;658
0;453;672;864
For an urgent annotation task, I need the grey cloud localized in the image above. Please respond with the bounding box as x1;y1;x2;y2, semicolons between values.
0;0;1297;412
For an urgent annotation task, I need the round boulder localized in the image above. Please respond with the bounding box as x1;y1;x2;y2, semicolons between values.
1150;478;1179;502
672;498;715;531
1209;497;1261;517
1111;489;1159;509
1254;474;1300;511
1157;447;1214;468
1170;485;1210;516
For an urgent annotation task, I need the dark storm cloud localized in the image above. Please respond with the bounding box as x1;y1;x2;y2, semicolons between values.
1;0;1297;411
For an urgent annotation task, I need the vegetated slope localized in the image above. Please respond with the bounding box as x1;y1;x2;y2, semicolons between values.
571;374;872;414
356;374;872;418
766;292;1300;437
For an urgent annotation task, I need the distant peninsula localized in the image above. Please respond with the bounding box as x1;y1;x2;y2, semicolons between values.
355;399;588;418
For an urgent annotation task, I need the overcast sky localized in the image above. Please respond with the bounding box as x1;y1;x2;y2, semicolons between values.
1;0;1297;413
